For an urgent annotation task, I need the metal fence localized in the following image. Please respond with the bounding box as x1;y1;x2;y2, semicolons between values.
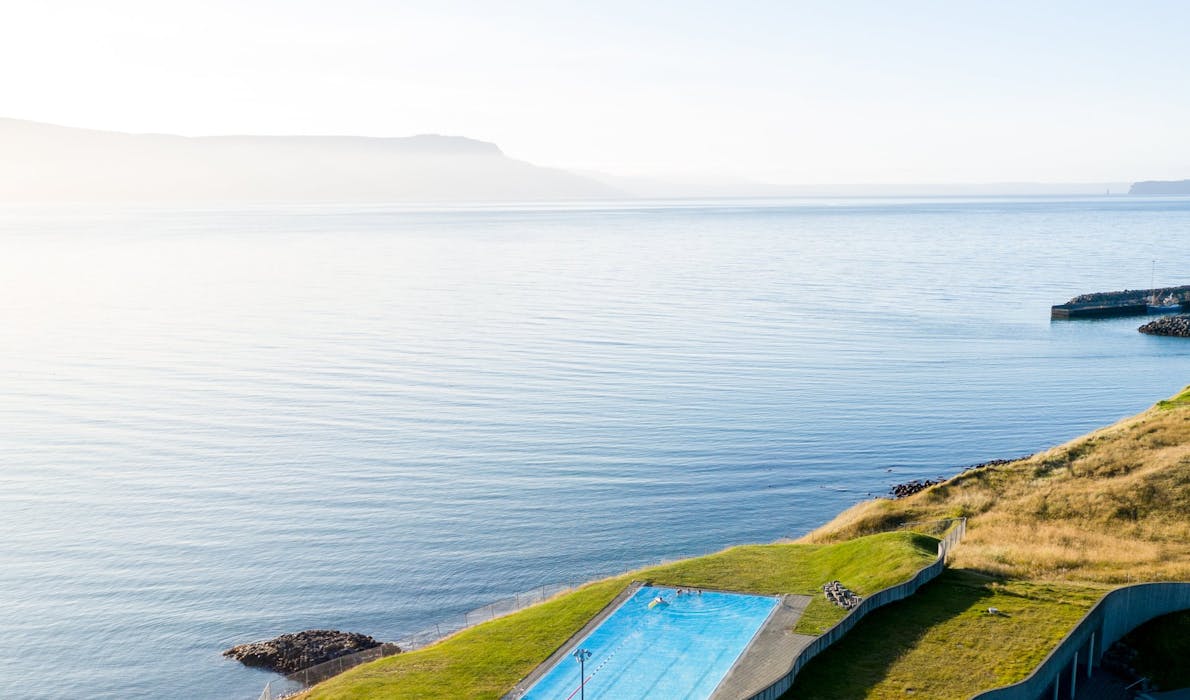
255;546;731;700
257;643;402;700
256;582;585;700
745;518;967;700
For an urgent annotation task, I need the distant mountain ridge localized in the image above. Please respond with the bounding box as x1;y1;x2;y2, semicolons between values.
1129;179;1190;195
0;118;620;202
0;118;1141;202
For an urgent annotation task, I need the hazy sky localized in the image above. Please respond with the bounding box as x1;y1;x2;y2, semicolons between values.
4;0;1189;184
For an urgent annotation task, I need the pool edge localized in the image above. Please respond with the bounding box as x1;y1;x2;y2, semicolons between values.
502;580;645;700
708;594;816;700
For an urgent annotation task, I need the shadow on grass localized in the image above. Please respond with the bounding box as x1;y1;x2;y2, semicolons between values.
781;569;998;699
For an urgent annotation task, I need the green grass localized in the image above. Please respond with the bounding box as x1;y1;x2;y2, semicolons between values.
301;531;939;700
304;576;633;700
1156;384;1190;409
783;570;1109;700
1120;609;1190;690
643;531;940;635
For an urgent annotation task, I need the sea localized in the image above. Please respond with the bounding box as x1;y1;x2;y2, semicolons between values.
2;196;1190;699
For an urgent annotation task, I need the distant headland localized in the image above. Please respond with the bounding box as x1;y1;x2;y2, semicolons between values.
1129;179;1190;195
0;117;1140;203
0;118;621;203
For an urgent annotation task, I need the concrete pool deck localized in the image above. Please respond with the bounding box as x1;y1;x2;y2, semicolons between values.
502;581;644;699
710;594;815;700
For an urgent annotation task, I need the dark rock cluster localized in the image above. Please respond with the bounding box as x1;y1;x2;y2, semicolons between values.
1139;315;1190;337
223;629;388;674
823;580;861;610
889;478;942;499
888;457;1029;499
971;458;1019;469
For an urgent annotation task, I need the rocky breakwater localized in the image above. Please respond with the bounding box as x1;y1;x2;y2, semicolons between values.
1069;285;1190;306
1051;285;1190;319
1139;315;1190;337
223;629;395;674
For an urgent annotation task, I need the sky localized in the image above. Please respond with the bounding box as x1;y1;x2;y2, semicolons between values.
3;0;1189;184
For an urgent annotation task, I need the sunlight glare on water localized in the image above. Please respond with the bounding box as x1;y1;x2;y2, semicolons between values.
2;197;1190;698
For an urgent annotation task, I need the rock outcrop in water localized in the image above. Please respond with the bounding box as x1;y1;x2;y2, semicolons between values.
1139;315;1190;337
223;630;390;674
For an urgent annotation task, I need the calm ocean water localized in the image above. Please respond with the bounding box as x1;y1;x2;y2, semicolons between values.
2;197;1190;699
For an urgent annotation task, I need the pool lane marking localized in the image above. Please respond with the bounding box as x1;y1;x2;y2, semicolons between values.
559;594;662;700
562;674;593;700
561;639;626;700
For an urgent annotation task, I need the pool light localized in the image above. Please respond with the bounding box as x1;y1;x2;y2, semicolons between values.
572;648;592;699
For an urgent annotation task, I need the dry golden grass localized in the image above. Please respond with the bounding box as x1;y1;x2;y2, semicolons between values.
802;385;1190;584
787;387;1190;697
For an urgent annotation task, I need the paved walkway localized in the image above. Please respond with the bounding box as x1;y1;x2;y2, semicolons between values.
709;594;816;700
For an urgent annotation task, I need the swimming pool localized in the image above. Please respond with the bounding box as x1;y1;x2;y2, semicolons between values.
520;585;779;700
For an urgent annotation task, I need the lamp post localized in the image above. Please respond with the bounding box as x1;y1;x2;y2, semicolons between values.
572;648;592;700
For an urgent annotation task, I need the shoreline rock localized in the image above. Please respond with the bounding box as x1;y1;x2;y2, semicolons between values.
223;629;390;674
889;457;1029;499
1139;315;1190;337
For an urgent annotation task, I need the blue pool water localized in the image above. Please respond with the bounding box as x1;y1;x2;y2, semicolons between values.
521;586;778;700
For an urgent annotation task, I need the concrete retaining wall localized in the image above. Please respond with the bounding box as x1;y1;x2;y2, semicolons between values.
969;582;1190;700
745;519;967;700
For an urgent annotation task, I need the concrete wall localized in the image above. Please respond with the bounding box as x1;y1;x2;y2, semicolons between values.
969;582;1190;700
746;519;967;700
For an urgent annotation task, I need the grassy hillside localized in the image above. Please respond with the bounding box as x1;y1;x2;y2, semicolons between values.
301;387;1190;700
802;386;1190;583
785;386;1190;698
300;531;938;700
